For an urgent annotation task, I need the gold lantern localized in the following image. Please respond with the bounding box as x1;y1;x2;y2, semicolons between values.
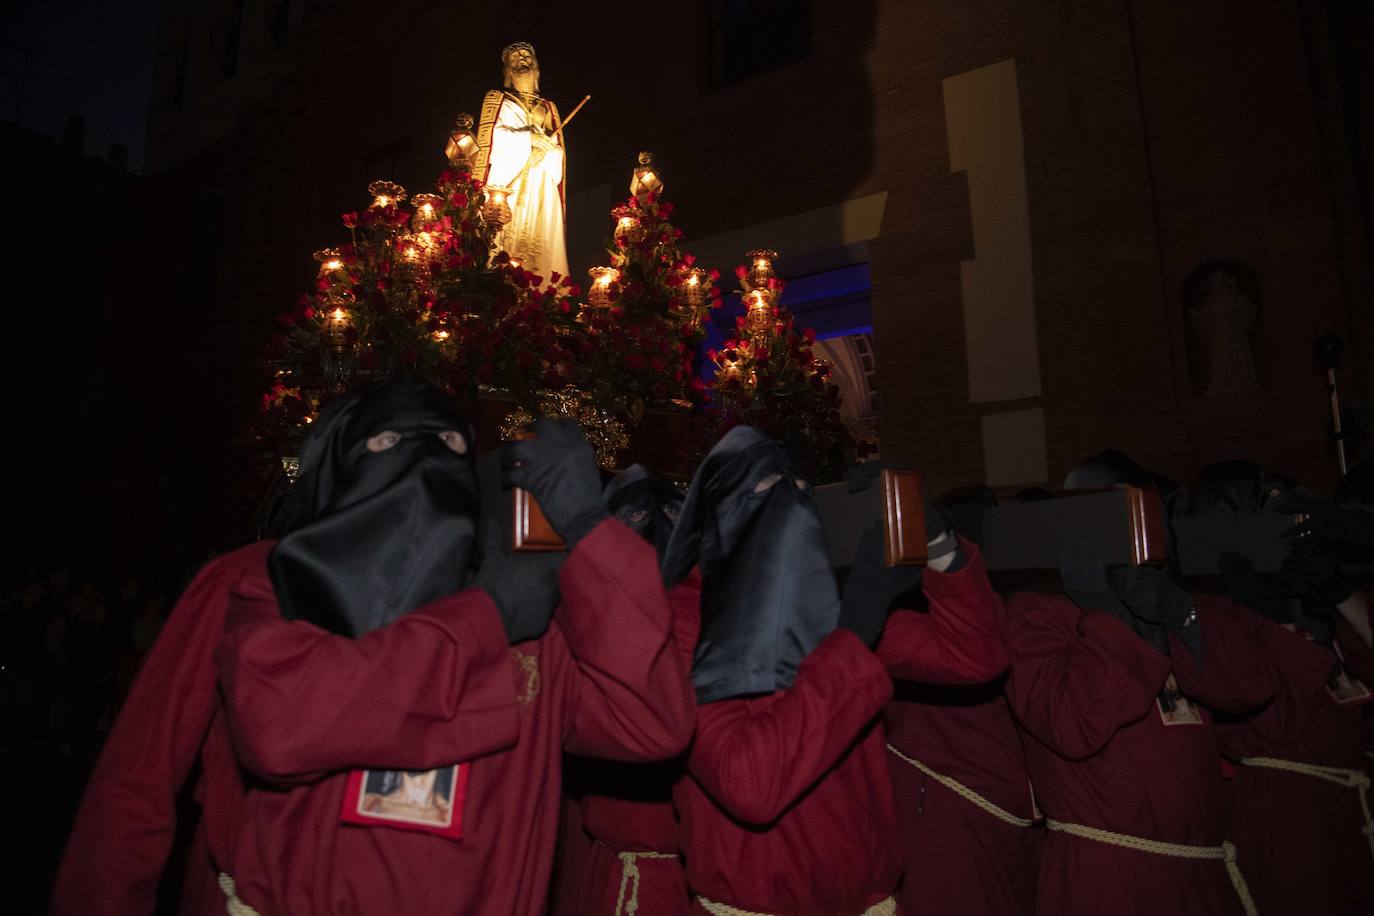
445;114;480;166
746;248;777;288
588;267;620;308
744;288;774;337
482;186;514;226
716;347;750;387
681;267;707;308
398;235;423;265
324;304;352;353
368;180;406;209
613;205;645;243
629;151;664;200
314;248;344;275
431;312;453;343
411;193;441;230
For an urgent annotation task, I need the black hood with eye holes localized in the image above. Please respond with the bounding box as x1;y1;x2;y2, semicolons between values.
663;426;841;704
604;464;683;559
268;376;479;637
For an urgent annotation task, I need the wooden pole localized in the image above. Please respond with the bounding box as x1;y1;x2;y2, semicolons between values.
555;94;591;144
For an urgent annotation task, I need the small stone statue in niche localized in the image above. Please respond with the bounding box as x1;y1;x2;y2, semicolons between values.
1182;259;1261;395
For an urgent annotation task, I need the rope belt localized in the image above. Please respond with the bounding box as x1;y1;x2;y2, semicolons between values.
696;894;896;916
1239;756;1374;865
218;873;261;916
1043;820;1257;916
886;743;1034;828
613;848;678;916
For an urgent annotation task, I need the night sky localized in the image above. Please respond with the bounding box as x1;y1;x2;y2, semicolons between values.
3;0;161;172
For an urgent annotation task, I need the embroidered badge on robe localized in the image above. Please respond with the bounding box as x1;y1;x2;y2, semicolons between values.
1156;673;1203;726
1327;644;1372;706
512;649;541;707
340;765;470;840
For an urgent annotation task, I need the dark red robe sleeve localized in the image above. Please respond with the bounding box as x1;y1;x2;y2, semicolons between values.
876;539;1010;683
556;518;696;761
1003;593;1170;760
52;543;269;916
1168;597;1276;717
215;570;520;783
687;628;893;825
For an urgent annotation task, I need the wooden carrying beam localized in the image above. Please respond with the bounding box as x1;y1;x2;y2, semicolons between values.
979;485;1168;571
507;429;566;552
881;469;928;567
512;487;564;551
813;469;929;568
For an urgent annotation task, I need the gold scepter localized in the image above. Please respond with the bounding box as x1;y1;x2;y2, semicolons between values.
555;94;591;143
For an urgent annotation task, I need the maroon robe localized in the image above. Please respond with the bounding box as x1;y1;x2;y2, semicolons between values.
877;546;1036;916
673;546;1009;915
1003;593;1276;916
1220;608;1374;916
53;541;272;916
547;788;597;914
572;574;701;916
54;519;694;916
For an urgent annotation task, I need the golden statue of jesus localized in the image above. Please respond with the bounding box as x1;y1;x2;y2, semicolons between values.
473;42;569;281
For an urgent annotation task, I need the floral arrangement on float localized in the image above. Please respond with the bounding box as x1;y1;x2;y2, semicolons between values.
250;141;719;490
249;119;858;518
692;249;860;484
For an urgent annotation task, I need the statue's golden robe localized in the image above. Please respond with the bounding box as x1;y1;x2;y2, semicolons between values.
475;90;568;280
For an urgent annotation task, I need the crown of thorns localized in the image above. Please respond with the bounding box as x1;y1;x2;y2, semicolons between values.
501;42;536;62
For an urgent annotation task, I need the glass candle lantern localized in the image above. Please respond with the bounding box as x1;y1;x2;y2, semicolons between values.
445;114;479;165
588;266;620;308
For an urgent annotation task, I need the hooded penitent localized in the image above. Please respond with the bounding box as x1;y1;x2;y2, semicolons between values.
268;376;480;637
604;464;683;559
1061;451;1199;659
662;426;840;704
1189;460;1304;515
1186;461;1333;641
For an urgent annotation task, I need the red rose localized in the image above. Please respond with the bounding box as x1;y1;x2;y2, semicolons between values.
449;191;469;209
734;265;747;281
303;306;315;319
342;211;358;228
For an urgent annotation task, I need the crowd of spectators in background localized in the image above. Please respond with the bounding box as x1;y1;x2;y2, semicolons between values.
1;566;181;760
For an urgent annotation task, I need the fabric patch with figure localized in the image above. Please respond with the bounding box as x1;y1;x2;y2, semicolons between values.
340;765;470;839
1156;673;1203;726
1327;644;1371;706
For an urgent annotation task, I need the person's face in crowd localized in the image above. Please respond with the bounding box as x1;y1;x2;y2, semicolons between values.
119;578;140;603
